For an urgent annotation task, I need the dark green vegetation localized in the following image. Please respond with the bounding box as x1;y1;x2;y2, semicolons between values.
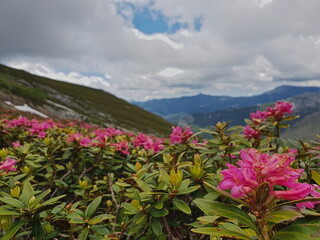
0;64;172;136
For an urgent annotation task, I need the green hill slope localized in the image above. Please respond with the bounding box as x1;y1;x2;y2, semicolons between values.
0;64;172;135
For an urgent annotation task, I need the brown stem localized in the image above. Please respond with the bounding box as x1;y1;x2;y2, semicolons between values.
108;173;121;232
76;166;92;182
162;217;176;240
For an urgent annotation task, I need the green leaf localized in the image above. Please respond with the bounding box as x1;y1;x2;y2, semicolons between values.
197;216;220;223
88;214;115;225
40;194;65;207
311;170;320;185
203;181;250;207
278;123;290;128
273;197;320;210
20;181;34;206
274;217;320;240
0;197;25;209
172;198;191;215
151;218;162;236
149;208;169;217
177;185;200;195
160;169;170;185
85;196;102;219
154;200;164;209
178;179;190;190
191;227;250;240
1;219;26;240
133;177;151;192
0;206;21;216
32;214;44;240
78;228;89;240
282;115;300;121
30;189;51;209
122;203;139;215
193;199;258;233
265;210;303;225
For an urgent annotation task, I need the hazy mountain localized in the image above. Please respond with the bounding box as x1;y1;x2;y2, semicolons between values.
133;85;320;119
0;64;172;136
185;92;320;140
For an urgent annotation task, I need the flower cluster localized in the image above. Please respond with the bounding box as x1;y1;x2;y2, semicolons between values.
218;148;320;208
170;126;194;144
244;101;293;139
2;115;169;156
3;116;57;138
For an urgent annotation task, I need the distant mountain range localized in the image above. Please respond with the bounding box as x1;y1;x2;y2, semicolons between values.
133;86;320;140
0;64;172;136
133;85;320;118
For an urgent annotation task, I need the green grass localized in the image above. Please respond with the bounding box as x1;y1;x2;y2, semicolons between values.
0;64;172;136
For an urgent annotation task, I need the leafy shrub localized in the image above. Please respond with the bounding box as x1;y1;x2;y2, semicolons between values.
0;101;319;239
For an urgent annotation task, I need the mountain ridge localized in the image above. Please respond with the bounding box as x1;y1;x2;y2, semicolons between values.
0;63;172;136
133;85;320;118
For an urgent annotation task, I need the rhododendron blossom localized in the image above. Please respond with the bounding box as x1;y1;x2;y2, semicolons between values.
218;148;319;208
243;125;260;139
132;133;164;153
111;141;130;155
250;110;269;124
0;157;17;172
267;101;293;120
170;126;193;144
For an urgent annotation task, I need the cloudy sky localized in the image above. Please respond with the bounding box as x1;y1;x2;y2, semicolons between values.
1;0;320;101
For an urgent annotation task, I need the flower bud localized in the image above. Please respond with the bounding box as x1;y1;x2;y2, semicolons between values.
21;166;31;175
135;162;142;172
0;216;12;231
44;223;54;234
28;196;36;206
170;168;183;190
10;186;21;198
44;138;51;145
66;162;73;170
79;180;88;189
106;200;113;208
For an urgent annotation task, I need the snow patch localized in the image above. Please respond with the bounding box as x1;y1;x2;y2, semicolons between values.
5;101;48;118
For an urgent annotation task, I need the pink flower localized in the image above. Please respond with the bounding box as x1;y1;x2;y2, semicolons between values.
296;185;320;209
111;141;130;155
0;157;17;172
287;148;298;156
170;126;193;144
132;133;164;153
38;131;46;138
218;149;317;208
67;133;83;142
243;125;260;139
219;163;258;198
266;101;293;121
250;110;269;124
273;183;312;200
12;142;22;148
80;137;91;147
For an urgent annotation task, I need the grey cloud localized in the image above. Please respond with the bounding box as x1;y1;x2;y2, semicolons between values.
0;0;320;101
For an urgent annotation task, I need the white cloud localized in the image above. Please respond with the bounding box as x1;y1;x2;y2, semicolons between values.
9;62;111;90
132;29;184;49
255;0;273;8
1;0;320;101
158;68;183;77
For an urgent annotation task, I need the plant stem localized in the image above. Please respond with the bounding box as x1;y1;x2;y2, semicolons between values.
258;218;271;240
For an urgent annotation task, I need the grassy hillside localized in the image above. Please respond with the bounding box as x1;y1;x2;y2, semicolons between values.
0;64;172;136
